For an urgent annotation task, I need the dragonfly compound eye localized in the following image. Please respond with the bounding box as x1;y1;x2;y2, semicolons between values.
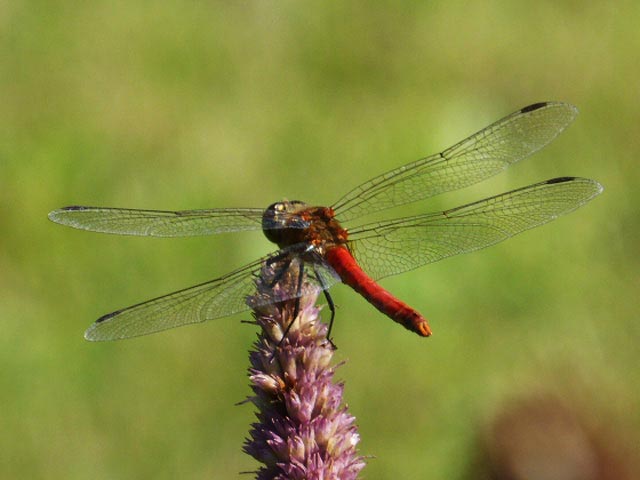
262;200;310;246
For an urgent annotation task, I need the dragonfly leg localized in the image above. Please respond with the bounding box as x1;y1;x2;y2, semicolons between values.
321;290;337;349
264;252;292;288
314;264;337;349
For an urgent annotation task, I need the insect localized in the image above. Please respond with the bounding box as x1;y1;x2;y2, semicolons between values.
49;102;602;341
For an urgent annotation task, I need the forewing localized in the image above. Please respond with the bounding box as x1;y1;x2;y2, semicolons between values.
333;102;578;222
48;206;265;237
84;248;342;341
85;256;267;340
347;177;603;280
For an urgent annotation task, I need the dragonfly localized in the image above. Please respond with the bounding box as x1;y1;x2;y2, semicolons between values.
49;102;602;342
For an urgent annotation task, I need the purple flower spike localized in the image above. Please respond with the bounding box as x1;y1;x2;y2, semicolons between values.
244;260;365;480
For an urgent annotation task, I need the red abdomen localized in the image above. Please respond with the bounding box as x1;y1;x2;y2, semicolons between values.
324;246;432;337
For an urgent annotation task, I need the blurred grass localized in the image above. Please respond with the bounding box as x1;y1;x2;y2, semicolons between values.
1;1;639;478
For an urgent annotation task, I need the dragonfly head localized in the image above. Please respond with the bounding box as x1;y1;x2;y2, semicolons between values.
262;200;309;246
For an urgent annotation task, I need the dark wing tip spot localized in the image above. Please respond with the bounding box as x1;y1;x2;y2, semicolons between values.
96;310;121;323
546;176;576;184
61;205;89;211
544;177;605;196
520;102;550;113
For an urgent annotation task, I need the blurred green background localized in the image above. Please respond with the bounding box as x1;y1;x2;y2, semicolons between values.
2;1;638;478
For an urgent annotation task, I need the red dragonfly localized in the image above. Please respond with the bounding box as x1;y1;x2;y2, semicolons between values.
49;102;602;341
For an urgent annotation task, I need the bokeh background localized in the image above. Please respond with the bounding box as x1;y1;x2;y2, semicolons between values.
2;2;638;479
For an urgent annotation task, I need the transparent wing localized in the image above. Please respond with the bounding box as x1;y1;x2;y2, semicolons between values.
347;177;603;280
84;248;342;341
48;206;265;237
333;102;578;222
